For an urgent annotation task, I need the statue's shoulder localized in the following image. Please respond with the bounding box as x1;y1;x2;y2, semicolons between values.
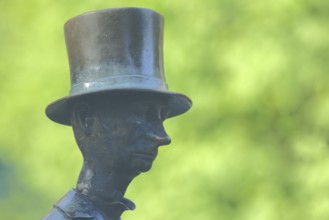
43;189;105;220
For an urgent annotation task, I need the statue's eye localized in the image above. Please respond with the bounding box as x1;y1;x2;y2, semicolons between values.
134;120;142;126
101;119;112;131
134;105;149;118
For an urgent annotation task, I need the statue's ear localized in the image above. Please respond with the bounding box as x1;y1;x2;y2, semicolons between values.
71;102;93;135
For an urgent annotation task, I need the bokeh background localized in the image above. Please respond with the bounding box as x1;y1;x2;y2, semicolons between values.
1;0;329;219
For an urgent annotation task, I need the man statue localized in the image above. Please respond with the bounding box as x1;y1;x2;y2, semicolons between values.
43;7;191;220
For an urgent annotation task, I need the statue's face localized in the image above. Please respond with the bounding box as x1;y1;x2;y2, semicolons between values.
74;95;171;175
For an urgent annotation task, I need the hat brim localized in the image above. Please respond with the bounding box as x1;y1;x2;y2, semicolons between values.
45;88;192;126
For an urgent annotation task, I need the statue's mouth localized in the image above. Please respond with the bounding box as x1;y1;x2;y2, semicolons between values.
134;151;157;160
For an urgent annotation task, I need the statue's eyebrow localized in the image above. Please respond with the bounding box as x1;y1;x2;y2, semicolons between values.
160;107;170;120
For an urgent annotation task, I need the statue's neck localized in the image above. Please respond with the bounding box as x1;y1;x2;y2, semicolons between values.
76;162;136;219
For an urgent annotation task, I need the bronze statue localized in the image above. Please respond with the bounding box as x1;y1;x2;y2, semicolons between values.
43;8;191;220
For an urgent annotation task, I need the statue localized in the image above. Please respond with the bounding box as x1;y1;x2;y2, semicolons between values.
43;7;191;220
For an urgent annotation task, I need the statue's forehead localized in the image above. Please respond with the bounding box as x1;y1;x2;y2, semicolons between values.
91;99;169;122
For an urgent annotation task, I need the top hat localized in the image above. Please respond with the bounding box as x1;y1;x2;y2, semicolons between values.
46;7;192;125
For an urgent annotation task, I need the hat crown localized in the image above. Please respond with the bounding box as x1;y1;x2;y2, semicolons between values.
64;8;167;95
46;8;192;125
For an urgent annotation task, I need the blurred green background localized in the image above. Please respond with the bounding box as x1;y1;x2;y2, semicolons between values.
1;0;329;219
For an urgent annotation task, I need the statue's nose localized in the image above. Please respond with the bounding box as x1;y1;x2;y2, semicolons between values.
146;130;171;146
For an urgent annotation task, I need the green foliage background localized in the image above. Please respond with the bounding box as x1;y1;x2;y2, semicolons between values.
1;0;329;219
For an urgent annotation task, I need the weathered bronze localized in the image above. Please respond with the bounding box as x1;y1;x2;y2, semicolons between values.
43;7;191;220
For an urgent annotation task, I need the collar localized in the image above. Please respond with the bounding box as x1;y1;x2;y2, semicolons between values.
54;189;135;220
54;189;104;219
90;192;136;219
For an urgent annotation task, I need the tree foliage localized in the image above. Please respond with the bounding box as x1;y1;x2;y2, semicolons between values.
1;0;329;219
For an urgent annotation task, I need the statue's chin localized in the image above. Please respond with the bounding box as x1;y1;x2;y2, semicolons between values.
130;158;154;173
